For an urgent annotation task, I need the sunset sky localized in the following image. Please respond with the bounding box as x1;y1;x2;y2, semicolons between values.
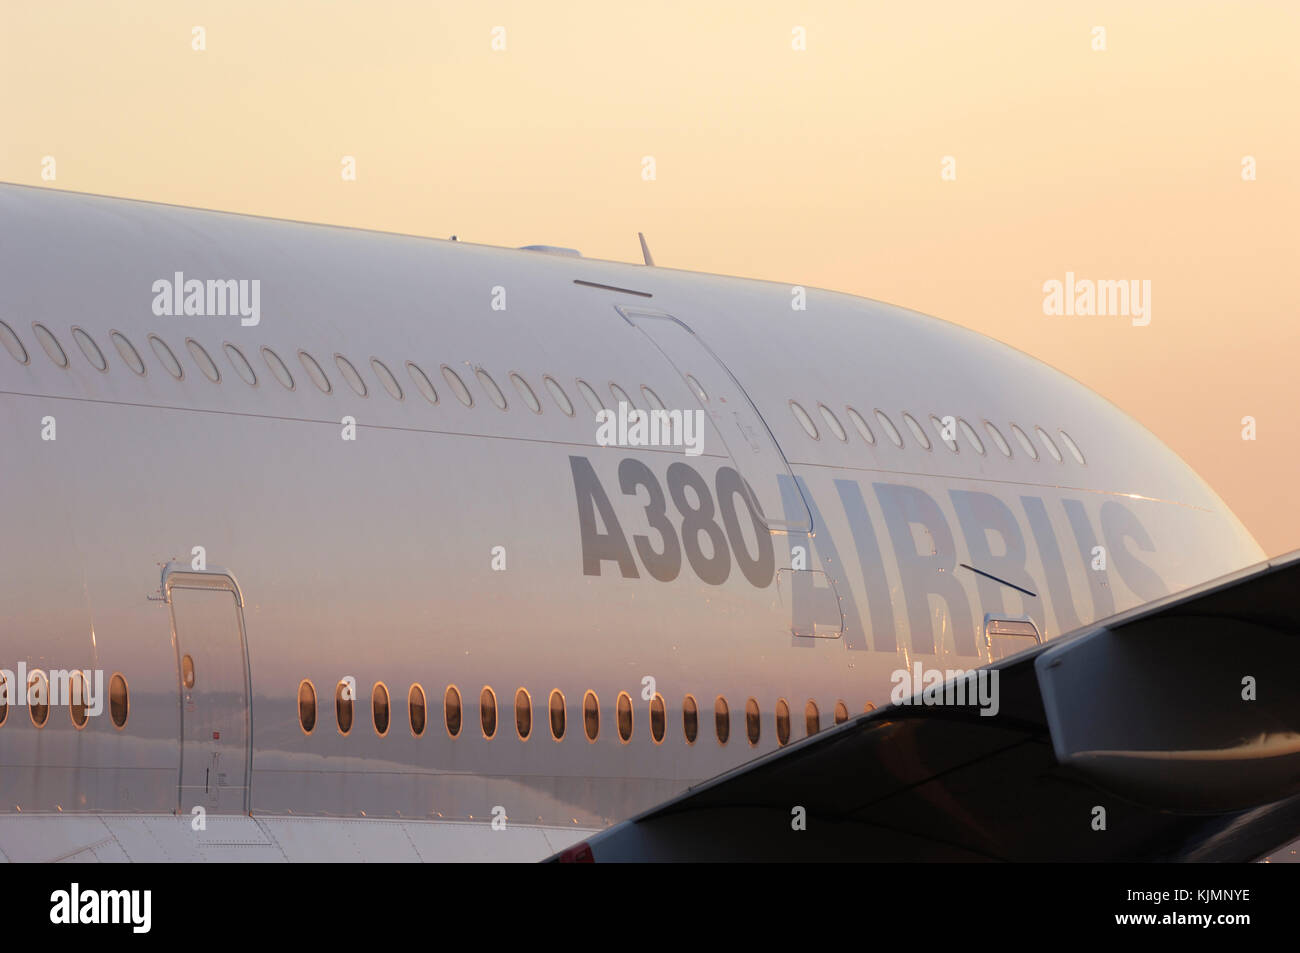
2;0;1296;554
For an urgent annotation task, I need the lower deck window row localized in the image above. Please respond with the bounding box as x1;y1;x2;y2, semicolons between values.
301;679;877;746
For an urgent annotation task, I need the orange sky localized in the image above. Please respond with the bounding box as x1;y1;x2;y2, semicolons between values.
2;0;1296;555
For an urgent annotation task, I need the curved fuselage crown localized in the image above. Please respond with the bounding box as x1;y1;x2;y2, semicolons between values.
0;184;1262;851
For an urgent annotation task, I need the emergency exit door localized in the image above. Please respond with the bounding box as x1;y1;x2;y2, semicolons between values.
616;306;813;534
164;565;252;814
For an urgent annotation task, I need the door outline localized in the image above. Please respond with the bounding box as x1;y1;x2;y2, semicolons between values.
776;568;846;639
162;561;254;814
982;613;1042;662
614;304;814;534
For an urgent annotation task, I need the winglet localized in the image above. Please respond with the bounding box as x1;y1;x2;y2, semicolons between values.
638;232;655;267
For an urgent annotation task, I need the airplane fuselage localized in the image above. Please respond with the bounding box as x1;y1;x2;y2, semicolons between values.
0;184;1263;860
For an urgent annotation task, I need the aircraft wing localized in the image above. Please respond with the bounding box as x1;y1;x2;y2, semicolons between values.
551;550;1300;862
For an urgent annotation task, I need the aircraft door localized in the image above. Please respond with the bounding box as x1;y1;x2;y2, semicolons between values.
616;306;813;534
164;564;253;814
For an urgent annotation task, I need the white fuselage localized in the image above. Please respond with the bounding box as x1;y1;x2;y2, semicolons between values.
0;184;1263;861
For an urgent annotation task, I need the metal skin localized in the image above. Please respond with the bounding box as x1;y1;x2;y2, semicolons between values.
0;183;1264;861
